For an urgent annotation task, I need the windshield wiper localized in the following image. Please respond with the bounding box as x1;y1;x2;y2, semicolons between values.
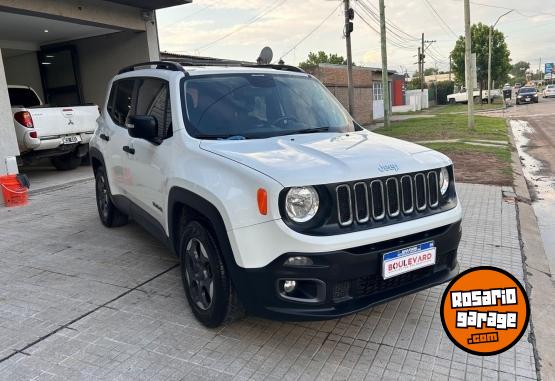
286;127;331;135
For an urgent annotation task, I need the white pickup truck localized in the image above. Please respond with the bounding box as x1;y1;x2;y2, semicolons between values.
447;88;500;104
8;85;99;170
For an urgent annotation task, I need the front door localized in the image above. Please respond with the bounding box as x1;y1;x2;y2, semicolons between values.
126;77;172;226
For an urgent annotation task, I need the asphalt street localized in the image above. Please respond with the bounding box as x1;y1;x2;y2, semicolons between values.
501;97;555;276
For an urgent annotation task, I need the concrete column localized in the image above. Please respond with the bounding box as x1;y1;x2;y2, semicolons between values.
146;12;161;61
0;48;20;176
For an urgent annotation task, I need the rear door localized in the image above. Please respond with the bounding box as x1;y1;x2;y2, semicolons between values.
101;78;137;198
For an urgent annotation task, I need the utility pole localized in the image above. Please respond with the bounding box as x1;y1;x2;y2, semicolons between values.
421;33;425;92
344;0;355;115
449;55;452;81
379;0;390;128
488;9;512;104
464;0;474;129
418;47;422;86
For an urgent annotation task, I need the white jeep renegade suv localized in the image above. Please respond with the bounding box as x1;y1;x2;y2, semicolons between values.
90;61;462;327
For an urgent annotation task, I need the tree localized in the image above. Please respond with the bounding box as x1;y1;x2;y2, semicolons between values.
510;61;530;84
424;67;438;76
407;76;427;90
450;23;511;89
436;81;455;105
299;51;349;70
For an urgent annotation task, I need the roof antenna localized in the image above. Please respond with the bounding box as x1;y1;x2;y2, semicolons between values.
257;47;273;65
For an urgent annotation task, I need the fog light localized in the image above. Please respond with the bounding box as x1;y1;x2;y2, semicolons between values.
283;280;297;293
284;256;313;266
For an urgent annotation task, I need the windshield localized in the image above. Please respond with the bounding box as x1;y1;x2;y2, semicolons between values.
182;73;354;139
8;88;41;108
519;87;536;94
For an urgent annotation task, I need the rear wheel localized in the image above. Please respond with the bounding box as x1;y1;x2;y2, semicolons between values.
449;98;455;104
179;220;243;327
51;152;81;170
95;166;128;227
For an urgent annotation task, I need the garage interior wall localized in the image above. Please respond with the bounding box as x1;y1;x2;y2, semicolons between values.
73;30;157;107
0;49;20;175
3;53;44;102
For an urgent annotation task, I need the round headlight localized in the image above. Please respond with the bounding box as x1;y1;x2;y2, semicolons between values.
285;186;319;223
439;167;450;196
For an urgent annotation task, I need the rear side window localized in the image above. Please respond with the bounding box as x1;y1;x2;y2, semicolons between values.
135;78;172;140
8;88;41;108
107;79;135;127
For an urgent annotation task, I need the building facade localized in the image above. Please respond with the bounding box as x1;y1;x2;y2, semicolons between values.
305;64;405;125
0;0;189;176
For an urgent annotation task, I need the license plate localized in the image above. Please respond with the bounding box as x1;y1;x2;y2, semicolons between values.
382;241;436;279
525;98;530;101
62;136;81;145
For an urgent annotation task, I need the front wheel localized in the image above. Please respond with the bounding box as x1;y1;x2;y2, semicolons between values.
51;152;81;170
179;220;243;327
449;98;455;104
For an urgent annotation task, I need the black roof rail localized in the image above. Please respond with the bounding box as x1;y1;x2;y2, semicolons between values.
118;61;187;74
240;64;305;73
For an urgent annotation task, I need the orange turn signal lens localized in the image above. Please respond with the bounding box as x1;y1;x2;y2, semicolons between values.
257;188;268;215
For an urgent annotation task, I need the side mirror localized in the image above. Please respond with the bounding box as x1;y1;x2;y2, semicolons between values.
127;115;158;141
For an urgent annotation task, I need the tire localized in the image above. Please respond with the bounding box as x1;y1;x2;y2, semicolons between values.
94;166;128;227
449;98;455;104
179;220;243;328
50;152;82;170
473;96;480;104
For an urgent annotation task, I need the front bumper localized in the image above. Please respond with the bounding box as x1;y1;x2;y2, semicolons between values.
517;96;538;104
232;220;461;320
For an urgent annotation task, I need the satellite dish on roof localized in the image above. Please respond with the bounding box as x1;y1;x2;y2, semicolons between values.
257;47;273;65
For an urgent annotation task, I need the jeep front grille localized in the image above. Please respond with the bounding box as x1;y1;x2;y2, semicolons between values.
334;170;440;228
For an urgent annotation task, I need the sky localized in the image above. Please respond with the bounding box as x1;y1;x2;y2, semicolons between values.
156;0;555;75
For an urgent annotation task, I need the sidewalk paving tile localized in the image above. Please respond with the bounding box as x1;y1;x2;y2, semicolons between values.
0;182;538;380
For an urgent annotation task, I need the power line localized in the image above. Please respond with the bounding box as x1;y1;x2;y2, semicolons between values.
452;0;555;18
355;2;418;49
356;1;418;46
354;8;416;51
424;0;458;38
196;0;288;52
163;4;213;28
358;0;420;41
280;3;342;60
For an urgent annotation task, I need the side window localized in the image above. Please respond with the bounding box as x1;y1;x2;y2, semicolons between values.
135;78;172;140
108;79;135;127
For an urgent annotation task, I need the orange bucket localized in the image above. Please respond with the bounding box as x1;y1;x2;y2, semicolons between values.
0;175;28;207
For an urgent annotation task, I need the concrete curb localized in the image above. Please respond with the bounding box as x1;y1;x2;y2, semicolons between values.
29;177;94;196
507;119;555;381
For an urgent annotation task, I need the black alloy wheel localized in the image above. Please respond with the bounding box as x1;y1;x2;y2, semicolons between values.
183;237;214;311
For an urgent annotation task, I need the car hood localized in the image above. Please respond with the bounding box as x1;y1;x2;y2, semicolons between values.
199;131;452;186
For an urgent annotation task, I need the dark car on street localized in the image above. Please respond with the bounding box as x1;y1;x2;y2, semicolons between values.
516;87;539;105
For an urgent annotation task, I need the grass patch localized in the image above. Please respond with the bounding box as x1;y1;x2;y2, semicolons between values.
427;102;502;115
374;114;513;185
393;101;502;116
424;142;511;164
377;114;508;142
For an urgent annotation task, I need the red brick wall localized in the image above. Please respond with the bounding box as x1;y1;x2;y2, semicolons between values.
307;64;374;124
